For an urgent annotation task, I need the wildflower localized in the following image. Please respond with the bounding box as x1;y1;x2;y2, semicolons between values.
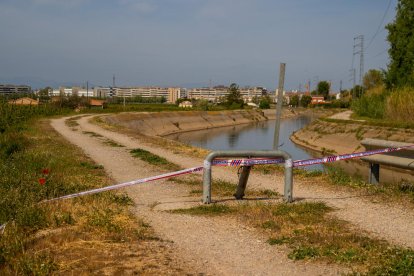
38;178;46;185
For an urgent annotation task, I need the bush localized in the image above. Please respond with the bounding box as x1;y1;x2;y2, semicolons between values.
259;98;270;109
351;91;388;119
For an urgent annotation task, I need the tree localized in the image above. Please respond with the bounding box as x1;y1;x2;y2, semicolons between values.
300;95;312;107
38;86;51;102
226;83;244;107
317;81;330;99
363;69;384;90
386;0;414;88
290;95;299;107
259;95;271;109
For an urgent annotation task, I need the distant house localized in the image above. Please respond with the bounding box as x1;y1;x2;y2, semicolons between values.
89;99;106;109
179;100;193;108
311;96;325;105
8;97;39;106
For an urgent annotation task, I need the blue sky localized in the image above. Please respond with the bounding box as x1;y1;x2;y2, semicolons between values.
0;0;396;90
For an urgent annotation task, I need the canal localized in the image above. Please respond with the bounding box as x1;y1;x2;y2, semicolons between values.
167;115;323;170
167;114;413;183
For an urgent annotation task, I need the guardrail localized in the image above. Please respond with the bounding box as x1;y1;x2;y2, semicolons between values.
361;138;414;184
202;150;293;204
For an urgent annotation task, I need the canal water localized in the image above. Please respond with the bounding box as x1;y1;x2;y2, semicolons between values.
167;115;323;170
167;115;414;183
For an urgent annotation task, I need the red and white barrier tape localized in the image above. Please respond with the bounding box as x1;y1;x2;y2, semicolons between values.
43;145;414;202
43;166;203;202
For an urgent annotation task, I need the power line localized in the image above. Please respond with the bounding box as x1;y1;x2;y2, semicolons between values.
370;49;389;59
366;0;393;50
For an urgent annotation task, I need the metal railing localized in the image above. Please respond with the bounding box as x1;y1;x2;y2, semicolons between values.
202;150;293;204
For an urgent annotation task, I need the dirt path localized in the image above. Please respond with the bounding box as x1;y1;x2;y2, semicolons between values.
51;116;346;275
51;114;414;274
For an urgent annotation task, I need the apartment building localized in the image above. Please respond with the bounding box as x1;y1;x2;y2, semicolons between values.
94;87;112;98
187;86;267;102
0;84;31;95
50;87;94;97
111;87;186;103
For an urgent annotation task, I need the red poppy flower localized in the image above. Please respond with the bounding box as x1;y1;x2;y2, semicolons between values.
38;178;46;185
41;168;50;175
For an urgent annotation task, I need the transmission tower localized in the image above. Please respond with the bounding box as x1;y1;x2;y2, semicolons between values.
353;35;364;97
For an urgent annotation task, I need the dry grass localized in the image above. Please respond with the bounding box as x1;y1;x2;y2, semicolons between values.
0;120;192;275
386;87;414;123
170;175;280;199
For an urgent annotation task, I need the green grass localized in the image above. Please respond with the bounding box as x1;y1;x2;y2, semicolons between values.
103;139;125;147
171;204;234;216
130;148;181;171
82;131;103;137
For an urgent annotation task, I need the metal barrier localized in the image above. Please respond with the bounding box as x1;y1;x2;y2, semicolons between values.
361;138;414;184
202;150;293;204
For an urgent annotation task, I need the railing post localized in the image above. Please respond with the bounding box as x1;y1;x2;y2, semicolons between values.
202;150;293;204
284;159;293;202
202;159;213;204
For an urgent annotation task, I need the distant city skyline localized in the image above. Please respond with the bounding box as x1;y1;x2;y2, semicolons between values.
0;0;396;91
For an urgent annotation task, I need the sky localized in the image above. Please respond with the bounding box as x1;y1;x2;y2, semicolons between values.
0;0;397;91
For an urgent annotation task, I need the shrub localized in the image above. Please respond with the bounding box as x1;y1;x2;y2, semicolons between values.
351;91;388;119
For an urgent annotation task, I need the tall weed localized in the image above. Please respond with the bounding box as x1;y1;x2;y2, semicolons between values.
386;87;414;123
351;91;388;119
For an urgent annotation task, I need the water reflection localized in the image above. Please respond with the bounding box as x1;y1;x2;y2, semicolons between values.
227;129;240;148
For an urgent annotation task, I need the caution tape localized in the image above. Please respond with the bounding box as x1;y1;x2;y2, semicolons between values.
43;166;203;203
42;145;414;202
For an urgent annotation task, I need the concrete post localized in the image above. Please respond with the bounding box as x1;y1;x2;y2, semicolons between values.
369;163;380;185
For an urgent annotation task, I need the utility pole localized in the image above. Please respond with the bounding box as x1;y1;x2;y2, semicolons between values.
273;63;286;150
86;81;89;101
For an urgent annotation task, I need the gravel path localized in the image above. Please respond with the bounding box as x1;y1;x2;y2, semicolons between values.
51;116;346;275
51;114;414;275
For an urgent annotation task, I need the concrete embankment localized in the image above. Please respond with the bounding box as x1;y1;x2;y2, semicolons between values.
103;109;296;137
291;119;414;155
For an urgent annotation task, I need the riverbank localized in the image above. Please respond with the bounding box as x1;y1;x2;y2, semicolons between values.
291;115;414;155
102;108;332;137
